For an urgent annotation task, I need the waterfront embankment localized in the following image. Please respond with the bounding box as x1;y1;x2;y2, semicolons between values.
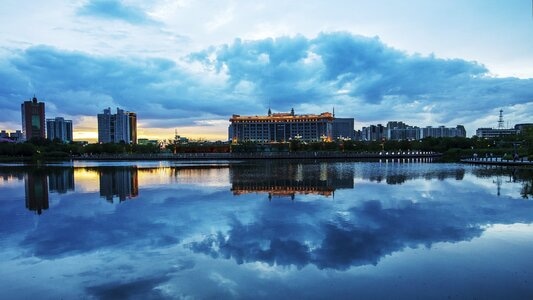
70;151;441;161
461;156;533;167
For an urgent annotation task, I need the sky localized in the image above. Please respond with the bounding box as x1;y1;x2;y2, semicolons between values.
0;0;532;141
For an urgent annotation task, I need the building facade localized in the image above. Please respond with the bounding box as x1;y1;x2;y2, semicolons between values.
97;108;137;144
386;121;420;140
475;128;518;138
229;109;340;143
420;125;466;139
361;124;386;141
46;117;73;143
0;130;23;142
332;118;355;140
359;122;467;141
21;96;45;140
514;123;533;133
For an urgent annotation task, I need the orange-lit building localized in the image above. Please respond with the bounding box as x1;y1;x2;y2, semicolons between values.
229;109;335;143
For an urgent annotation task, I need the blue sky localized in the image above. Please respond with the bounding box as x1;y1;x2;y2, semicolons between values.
0;0;532;140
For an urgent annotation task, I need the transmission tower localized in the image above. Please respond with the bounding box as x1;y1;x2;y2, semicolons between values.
498;109;504;129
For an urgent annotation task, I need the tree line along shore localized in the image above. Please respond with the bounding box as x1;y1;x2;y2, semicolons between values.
1;129;532;163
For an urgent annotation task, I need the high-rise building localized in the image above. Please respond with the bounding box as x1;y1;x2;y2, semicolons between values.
386;121;420;140
97;107;137;144
361;124;385;141
21;96;45;140
128;112;137;144
46;117;73;143
420;125;466;138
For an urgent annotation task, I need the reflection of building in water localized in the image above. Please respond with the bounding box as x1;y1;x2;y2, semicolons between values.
99;167;139;202
230;162;354;199
1;172;24;181
365;167;465;184
25;170;49;215
48;168;75;194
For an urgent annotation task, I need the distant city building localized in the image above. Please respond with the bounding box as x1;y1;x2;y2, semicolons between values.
138;138;159;145
332;117;355;140
128;112;137;144
476;109;519;138
97;107;137;144
0;130;12;143
386;121;420;140
514;123;533;133
10;130;23;142
174;130;189;144
229;109;352;143
361;124;385;141
475;128;518;138
420;125;466;139
21;96;45;140
359;122;466;141
46;117;73;143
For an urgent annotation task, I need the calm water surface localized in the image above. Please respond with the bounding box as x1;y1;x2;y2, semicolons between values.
1;160;533;299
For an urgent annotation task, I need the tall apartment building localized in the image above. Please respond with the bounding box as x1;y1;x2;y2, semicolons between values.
229;109;353;143
421;125;466;139
46;117;73;143
97;108;137;144
386;121;420;140
359;122;467;141
361;124;386;141
21;96;45;140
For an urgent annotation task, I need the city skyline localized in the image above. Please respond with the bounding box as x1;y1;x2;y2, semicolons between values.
0;1;532;141
2;97;529;143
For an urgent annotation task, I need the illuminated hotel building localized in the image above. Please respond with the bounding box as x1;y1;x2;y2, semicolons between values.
229;109;342;143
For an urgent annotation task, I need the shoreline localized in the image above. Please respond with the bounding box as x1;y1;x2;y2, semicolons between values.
0;151;442;163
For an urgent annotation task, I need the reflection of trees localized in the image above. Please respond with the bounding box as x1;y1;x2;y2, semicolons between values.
359;166;465;183
522;179;533;199
472;166;533;199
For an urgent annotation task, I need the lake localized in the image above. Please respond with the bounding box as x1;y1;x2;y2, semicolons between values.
1;160;533;299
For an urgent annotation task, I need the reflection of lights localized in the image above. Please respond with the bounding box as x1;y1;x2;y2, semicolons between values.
320;163;327;181
296;164;303;182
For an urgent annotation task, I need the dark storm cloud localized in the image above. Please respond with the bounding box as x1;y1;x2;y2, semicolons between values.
78;0;158;25
189;35;319;107
0;45;229;124
192;32;533;120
